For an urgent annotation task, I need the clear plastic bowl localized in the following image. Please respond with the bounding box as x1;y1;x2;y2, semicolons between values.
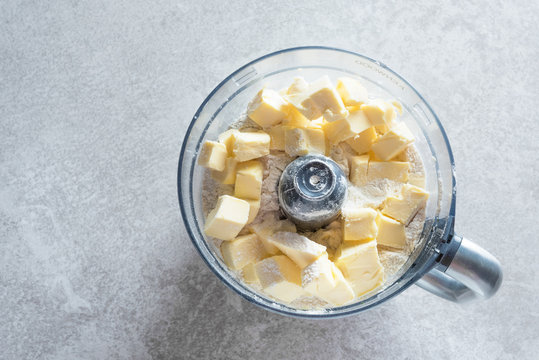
178;46;457;318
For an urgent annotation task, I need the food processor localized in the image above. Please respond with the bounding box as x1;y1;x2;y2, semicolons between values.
177;46;502;318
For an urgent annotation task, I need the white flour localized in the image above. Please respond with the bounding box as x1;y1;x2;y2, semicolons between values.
201;117;428;307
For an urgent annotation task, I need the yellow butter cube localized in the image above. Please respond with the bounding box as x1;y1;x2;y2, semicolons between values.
309;117;327;129
368;161;410;183
349;155;369;186
323;110;371;144
198;141;227;171
284;126;326;157
286;76;309;95
234;160;263;200
232;131;270;162
334;241;384;296
408;173;426;188
343;208;378;241
248;215;297;255
244;199;261;224
382;184;429;224
361;100;396;127
247;89;289;128
287;76;348;120
242;262;259;284
268;125;286;151
328;263;356;305
345;127;377;154
218;129;239;156
220;233;268;270
306;76;348;120
282;106;312;129
302;253;335;294
336;77;369;106
211;157;238;184
368;150;383;161
371;122;415;160
376;212;406;249
301;253;355;306
267;231;327;268
204;195;250;240
255;255;307;302
375;124;390;135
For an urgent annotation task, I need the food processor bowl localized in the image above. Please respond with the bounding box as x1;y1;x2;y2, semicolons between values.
178;47;502;318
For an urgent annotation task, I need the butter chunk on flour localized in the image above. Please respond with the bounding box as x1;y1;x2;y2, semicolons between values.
232;131;271;162
248;215;297;255
334;241;384;297
198;141;227;171
234;160;263;200
376;212;406;249
343;208;379;242
371;122;414;161
302;253;355;306
267;232;327;269
247;89;289;128
220;234;268;270
255;255;307;302
204;195;249;241
382;184;429;225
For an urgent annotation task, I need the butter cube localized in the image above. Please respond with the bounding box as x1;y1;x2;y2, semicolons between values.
247;89;288;128
232;131;271;162
282;106;312;129
349;155;369;186
268;125;286;151
361;100;396;127
301;254;355;306
242;263;259;284
309;117;327;129
267;231;327;268
248;214;297;255
343;208;378;241
218;129;239;156
211;157;238;184
234;160;263;200
368;161;410;183
328;263;356;305
287;76;348;120
286;77;309;95
255;255;307;302
220;233;268;270
323;110;371;144
336;77;368;106
345;127;377;154
334;241;384;296
284;126;326;157
371;122;415;160
376;212;406;249
244;199;261;224
198;141;227;171
408;173;426;188
382;184;429;224
204;195;250;240
375;124;389;135
302;253;335;295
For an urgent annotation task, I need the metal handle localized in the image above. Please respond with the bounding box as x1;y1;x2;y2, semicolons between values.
416;235;503;303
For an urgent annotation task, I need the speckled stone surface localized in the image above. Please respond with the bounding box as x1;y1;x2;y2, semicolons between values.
1;1;538;359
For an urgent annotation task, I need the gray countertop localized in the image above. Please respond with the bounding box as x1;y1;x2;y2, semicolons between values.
1;1;538;359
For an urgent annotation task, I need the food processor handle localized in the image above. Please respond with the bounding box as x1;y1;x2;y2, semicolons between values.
415;235;503;303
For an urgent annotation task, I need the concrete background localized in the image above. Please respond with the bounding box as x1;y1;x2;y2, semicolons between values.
1;1;538;359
